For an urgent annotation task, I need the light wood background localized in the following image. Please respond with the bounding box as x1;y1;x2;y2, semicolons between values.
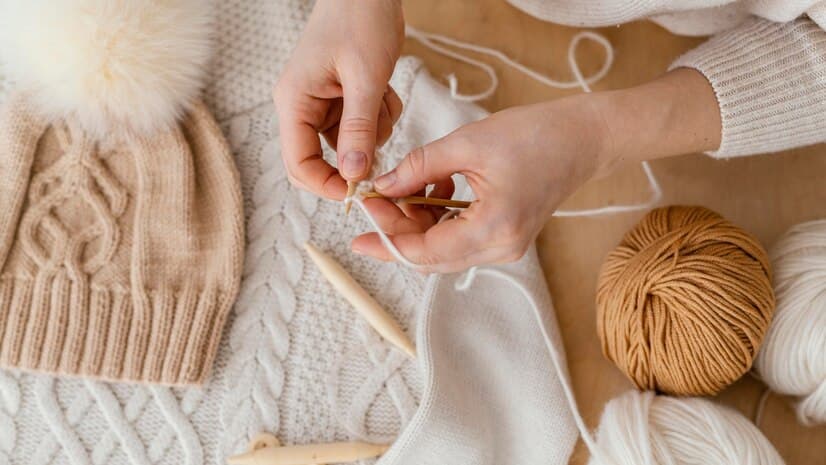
403;1;826;463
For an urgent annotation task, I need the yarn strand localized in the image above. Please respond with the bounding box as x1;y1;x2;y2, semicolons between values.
403;24;662;218
455;267;613;465
348;26;667;463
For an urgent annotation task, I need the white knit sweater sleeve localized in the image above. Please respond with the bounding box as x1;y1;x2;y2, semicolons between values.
671;17;826;158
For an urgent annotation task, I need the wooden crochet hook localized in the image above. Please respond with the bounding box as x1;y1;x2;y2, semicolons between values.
304;242;416;358
362;191;472;209
228;432;389;465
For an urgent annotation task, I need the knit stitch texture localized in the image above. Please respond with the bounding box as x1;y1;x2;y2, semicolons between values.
0;27;478;463
0;94;244;386
2;0;826;464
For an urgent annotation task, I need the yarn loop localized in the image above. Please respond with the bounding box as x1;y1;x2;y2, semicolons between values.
596;206;775;396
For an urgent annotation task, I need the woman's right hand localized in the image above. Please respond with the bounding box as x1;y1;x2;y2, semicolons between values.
273;0;405;200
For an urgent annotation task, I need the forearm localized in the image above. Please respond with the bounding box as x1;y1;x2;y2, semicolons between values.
591;68;722;172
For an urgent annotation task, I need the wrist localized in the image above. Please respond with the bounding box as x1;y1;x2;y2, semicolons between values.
531;95;612;183
589;68;722;170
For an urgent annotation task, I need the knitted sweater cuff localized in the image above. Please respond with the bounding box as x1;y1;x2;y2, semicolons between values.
670;17;826;158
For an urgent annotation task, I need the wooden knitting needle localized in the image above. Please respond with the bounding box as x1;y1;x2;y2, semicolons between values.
362;191;472;209
228;432;389;465
304;242;416;358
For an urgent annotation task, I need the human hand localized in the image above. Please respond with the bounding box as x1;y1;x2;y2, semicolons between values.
350;96;609;273
273;0;405;200
350;68;722;273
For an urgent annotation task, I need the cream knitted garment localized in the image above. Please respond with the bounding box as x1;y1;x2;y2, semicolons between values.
508;0;826;158
2;1;826;464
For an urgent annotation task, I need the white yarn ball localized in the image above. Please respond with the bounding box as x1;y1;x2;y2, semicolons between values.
588;390;784;465
755;219;826;425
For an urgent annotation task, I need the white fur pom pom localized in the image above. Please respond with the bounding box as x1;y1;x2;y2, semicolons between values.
0;0;213;137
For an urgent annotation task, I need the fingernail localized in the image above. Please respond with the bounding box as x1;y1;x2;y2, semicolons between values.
342;151;367;178
374;170;397;190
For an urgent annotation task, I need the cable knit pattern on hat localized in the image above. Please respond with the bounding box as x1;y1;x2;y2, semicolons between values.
0;0;246;386
0;95;245;385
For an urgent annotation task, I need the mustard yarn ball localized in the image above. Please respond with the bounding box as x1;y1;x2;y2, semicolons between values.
596;206;775;396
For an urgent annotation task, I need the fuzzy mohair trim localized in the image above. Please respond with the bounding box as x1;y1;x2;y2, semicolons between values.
0;0;213;138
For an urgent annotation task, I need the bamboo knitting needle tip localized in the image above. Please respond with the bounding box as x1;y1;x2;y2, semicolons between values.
344;181;357;215
304;242;417;358
227;440;390;465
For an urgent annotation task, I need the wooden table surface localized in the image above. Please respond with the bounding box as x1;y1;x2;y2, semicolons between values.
403;1;826;463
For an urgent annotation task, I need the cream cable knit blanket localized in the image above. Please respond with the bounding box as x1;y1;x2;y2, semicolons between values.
0;1;568;462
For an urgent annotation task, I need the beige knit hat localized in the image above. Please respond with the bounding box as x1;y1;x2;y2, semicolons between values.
0;0;244;385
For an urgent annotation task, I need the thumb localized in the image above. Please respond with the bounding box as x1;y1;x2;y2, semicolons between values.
337;81;385;182
373;138;465;197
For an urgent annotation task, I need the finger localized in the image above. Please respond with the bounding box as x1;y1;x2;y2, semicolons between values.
320;98;344;150
294;154;348;200
352;216;510;272
322;125;339;150
385;86;403;124
430;177;455;200
376;99;393;147
353;231;514;271
366;216;493;272
276;97;347;200
360;198;433;234
396;187;439;223
337;77;385;182
351;233;404;262
328;90;400;150
419;178;456;221
319;98;344;133
373;138;466;198
398;201;441;226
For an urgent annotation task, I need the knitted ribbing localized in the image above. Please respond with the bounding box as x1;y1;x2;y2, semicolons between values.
672;17;826;158
0;95;244;386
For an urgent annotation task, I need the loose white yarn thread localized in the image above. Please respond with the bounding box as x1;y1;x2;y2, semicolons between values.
755;219;826;425
348;26;779;465
401;25;662;217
